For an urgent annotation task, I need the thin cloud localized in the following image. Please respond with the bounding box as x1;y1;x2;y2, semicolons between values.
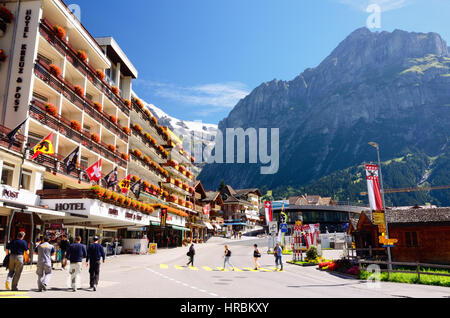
337;0;414;12
134;80;250;109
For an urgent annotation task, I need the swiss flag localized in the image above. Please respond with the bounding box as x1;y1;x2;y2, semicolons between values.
86;159;102;182
203;204;210;215
264;201;272;225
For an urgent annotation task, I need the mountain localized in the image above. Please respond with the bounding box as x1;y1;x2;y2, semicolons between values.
198;28;450;205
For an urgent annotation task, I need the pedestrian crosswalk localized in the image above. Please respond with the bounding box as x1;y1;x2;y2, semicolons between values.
0;291;29;298
159;264;283;272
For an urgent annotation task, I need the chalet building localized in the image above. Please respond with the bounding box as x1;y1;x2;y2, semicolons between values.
348;207;450;264
289;195;337;206
219;185;262;234
202;191;224;235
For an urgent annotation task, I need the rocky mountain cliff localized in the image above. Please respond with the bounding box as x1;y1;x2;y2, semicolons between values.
198;28;450;205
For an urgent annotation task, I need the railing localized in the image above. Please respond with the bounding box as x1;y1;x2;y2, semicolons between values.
358;259;450;280
30;100;128;169
0;124;26;153
129;153;167;180
34;60;129;142
131;100;169;142
345;247;386;261
39;18;130;116
130;127;167;160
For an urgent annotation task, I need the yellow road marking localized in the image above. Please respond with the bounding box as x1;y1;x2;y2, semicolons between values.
202;266;213;271
0;292;28;295
243;267;258;272
174;265;184;270
160;264;168;269
0;296;30;298
216;267;228;271
188;266;198;270
269;267;279;271
232;267;243;272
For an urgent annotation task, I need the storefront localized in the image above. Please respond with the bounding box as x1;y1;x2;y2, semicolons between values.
147;210;189;248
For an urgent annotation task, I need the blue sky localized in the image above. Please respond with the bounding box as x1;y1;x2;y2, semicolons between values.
70;0;450;124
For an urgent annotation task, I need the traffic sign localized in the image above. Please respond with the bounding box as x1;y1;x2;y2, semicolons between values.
280;223;288;233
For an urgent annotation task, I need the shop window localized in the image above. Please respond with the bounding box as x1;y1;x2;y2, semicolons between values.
20;169;32;190
43;181;60;190
0;216;8;244
405;231;418;247
1;162;15;186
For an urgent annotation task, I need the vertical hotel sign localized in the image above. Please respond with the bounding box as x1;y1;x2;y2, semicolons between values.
4;1;42;129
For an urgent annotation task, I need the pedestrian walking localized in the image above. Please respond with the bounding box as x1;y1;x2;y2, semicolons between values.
253;244;261;270
66;236;87;292
86;236;105;291
58;235;70;270
239;231;242;240
5;232;29;291
186;244;195;266
274;243;283;271
222;245;234;271
112;237;119;257
35;236;55;292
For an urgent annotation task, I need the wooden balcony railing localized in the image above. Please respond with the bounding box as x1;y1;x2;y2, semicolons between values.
39;18;130;116
0;124;26;153
30;100;128;169
34;60;129;142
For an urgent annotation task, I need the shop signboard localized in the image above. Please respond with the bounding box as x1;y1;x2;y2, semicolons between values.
0;184;39;206
149;243;157;254
272;200;289;209
373;211;385;226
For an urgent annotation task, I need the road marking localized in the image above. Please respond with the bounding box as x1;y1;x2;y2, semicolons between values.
0;292;28;295
232;267;243;272
269;267;279;271
0;295;30;298
188;266;199;270
202;266;213;271
243;267;258;272
216;267;228;271
174;265;184;270
160;264;168;269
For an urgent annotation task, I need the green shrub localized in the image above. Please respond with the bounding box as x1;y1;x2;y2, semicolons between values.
306;246;318;260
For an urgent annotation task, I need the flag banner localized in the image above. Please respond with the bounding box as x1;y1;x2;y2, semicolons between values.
264;201;272;226
203;204;210;215
86;159;102;182
118;174;131;193
301;224;320;249
365;164;383;211
6;118;28;149
104;167;118;188
31;132;54;160
63;147;79;174
130;179;142;199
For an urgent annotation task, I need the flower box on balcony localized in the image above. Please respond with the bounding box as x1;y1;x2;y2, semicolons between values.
53;25;66;39
93;102;102;112
121;153;129;161
133;124;143;133
74;85;84;97
142;180;150;188
0;7;14;23
131;200;138;208
133;149;142;157
111;86;119;95
109;115;117;124
71;120;82;132
111;192;119;202
134;98;144;109
151;116;158;126
122;126;131;135
104;190;113;200
162;190;169;197
169;195;178;203
144;109;152;118
45;103;58;116
77;50;87;61
117;194;125;204
96;69;105;80
0;49;7;63
91;133;100;143
131;175;140;183
108;144;116;152
124;197;132;207
143;155;151;164
90;185;105;198
49;64;62;77
124;99;131;108
174;179;182;187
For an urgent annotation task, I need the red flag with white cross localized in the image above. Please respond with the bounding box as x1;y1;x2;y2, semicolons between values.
86;159;102;182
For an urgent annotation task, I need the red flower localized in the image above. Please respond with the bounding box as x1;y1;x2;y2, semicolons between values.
53;25;66;39
74;85;84;97
45;103;58;116
108;144;116;152
96;70;105;80
71;120;82;131
109;115;117;124
133;124;143;133
91;133;100;143
0;7;14;23
77;50;87;61
122;126;131;134
124;99;131;108
133;149;142;157
111;86;119;95
93;102;102;112
49;64;62;77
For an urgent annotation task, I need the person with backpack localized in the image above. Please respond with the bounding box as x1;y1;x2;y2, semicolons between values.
253;244;261;270
222;245;234;271
186;244;195;267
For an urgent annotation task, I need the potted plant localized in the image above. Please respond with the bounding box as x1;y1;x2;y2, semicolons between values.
91;133;100;143
49;64;62;77
104;189;113;200
90;185;105;197
133;124;143;133
131;175;140;183
124;99;131;108
0;6;14;23
111;192;119;202
122;126;130;135
73;85;84;97
77;50;87;61
111;86;119;95
53;25;66;39
45;103;58;116
117;194;125;204
71;120;82;132
96;69;105;80
135;98;144;109
121;153;129;161
144;109;152;117
133;149;142;157
143;155;151;164
108;144;116;152
93;102;102;112
124;197;132;207
109;115;117;124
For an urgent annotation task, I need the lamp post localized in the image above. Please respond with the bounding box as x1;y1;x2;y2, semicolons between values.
368;142;392;270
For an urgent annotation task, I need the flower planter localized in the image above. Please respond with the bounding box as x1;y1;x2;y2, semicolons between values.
90;185;105;198
53;25;66;39
45;103;58;116
122;126;131;135
111;86;119;95
71;120;82;132
0;7;14;23
133;149;142;157
121;153;129;161
77;50;87;61
93;102;102;112
109;115;117;124
49;64;62;77
96;70;105;80
108;144;116;152
91;133;100;143
133;124;143;133
124;99;131;108
74;85;84;97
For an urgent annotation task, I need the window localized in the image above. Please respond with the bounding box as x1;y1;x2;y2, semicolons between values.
1;162;15;186
80;156;89;169
0;216;8;244
21;169;32;190
405;231;418;247
86;93;93;101
27;132;44;147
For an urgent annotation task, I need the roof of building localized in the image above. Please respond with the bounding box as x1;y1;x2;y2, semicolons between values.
360;208;450;225
95;37;138;78
234;188;262;197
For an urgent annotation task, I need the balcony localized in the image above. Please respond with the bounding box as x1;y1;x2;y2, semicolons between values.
131;99;169;143
0;124;26;153
130;127;167;162
29;100;128;169
39;18;130;116
129;153;167;181
34;60;129;142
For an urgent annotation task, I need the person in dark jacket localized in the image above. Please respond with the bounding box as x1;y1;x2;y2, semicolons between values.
66;236;87;292
58;235;70;269
86;236;105;291
186;244;195;267
5;232;29;291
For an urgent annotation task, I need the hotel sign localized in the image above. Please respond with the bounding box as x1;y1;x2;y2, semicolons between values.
4;1;42;128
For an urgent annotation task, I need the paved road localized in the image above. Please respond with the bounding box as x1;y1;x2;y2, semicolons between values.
0;237;449;298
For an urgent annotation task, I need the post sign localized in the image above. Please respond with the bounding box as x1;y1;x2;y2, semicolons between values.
269;221;278;235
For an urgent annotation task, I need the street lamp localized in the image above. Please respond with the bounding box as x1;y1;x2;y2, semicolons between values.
368;142;393;270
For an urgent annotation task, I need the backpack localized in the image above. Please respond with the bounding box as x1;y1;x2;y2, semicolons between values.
227;249;231;257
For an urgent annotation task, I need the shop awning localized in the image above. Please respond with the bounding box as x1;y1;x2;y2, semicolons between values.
151;222;161;226
171;225;191;232
224;222;247;226
204;222;214;230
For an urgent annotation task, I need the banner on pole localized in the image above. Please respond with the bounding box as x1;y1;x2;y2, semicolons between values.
365;164;383;211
